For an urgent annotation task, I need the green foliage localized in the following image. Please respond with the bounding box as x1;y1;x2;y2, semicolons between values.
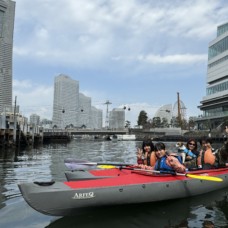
137;110;148;127
125;120;131;128
153;117;161;128
161;117;169;128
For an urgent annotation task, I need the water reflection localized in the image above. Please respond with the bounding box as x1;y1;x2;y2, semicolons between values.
46;188;228;228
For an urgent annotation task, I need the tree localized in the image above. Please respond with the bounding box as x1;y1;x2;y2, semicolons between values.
181;118;188;130
125;120;131;128
171;117;180;128
161;117;169;128
153;117;161;128
137;110;148;127
188;117;195;130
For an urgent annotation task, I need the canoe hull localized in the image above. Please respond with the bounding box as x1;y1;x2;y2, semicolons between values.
19;169;228;216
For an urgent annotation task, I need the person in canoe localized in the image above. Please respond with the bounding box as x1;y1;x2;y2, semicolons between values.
197;138;228;169
215;140;228;167
197;137;215;169
135;142;186;173
154;142;186;173
183;138;199;169
137;139;157;166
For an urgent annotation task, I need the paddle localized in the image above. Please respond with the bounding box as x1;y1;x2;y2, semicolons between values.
97;165;117;169
64;158;223;182
64;158;133;170
130;169;223;182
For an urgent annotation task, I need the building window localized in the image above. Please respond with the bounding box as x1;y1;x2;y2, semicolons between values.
217;23;228;37
0;10;4;37
208;36;228;60
208;55;228;69
206;81;228;95
204;107;223;117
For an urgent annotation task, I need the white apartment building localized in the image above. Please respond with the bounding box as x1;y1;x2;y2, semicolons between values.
52;74;79;128
91;106;103;129
0;0;15;113
78;93;91;128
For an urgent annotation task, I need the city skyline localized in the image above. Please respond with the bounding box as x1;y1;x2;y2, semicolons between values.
52;74;103;129
10;0;228;125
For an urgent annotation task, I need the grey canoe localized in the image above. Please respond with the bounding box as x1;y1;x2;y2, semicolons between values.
18;168;228;216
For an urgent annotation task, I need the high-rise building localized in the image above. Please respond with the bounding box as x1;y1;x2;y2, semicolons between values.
198;22;228;129
109;108;125;129
78;93;91;128
30;114;40;125
91;106;103;129
0;0;15;113
52;74;104;129
52;74;79;128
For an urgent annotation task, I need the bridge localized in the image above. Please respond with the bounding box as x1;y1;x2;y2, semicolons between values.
43;128;129;136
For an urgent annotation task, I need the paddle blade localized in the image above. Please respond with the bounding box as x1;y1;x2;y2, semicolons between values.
97;165;116;169
186;174;223;182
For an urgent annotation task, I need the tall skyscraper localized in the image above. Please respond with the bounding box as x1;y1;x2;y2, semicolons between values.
91;106;103;129
52;74;79;128
78;93;91;128
198;22;228;128
109;108;125;129
0;0;15;113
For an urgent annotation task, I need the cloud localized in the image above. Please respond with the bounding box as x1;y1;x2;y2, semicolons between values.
11;0;228;126
113;53;207;64
13;80;53;119
13;0;228;70
13;79;33;89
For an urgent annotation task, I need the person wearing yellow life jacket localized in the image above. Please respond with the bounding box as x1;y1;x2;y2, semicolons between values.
197;137;216;169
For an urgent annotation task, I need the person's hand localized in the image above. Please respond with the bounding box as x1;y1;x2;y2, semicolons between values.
137;148;143;159
186;155;192;160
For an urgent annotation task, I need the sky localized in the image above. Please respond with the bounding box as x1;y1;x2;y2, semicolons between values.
12;0;228;126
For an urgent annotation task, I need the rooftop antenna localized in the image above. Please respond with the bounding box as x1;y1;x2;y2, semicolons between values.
104;100;112;128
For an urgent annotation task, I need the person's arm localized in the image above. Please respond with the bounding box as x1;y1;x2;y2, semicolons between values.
137;148;144;164
166;155;186;173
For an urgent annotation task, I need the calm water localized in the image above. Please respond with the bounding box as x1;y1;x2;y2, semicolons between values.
0;140;228;228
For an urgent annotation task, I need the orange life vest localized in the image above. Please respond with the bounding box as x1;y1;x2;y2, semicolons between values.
150;152;157;167
197;148;215;167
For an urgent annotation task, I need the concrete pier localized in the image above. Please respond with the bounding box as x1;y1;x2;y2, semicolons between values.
0;113;43;148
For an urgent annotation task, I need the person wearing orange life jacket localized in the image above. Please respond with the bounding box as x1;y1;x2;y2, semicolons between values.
197;137;216;169
137;139;157;167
